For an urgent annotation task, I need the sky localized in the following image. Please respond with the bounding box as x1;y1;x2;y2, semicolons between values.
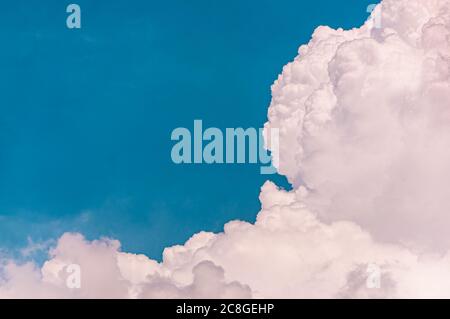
1;0;449;299
0;0;375;260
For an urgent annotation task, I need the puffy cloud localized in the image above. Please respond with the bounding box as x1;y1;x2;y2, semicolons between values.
0;233;252;299
1;0;450;298
264;0;450;247
139;261;252;299
2;183;450;299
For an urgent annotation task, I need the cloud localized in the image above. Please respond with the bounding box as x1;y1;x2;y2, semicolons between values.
264;0;450;247
1;0;450;298
0;233;252;298
2;183;450;299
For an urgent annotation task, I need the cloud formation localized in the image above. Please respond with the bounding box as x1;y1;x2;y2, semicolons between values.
1;0;450;298
264;0;450;248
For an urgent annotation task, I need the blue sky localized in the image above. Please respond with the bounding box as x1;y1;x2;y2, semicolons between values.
0;0;375;260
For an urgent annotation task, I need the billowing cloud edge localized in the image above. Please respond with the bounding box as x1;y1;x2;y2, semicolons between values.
1;0;450;298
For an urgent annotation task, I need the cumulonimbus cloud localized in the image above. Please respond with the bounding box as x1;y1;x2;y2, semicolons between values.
1;0;449;298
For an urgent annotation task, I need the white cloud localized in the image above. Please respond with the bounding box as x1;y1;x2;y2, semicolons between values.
264;0;450;247
1;0;450;298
